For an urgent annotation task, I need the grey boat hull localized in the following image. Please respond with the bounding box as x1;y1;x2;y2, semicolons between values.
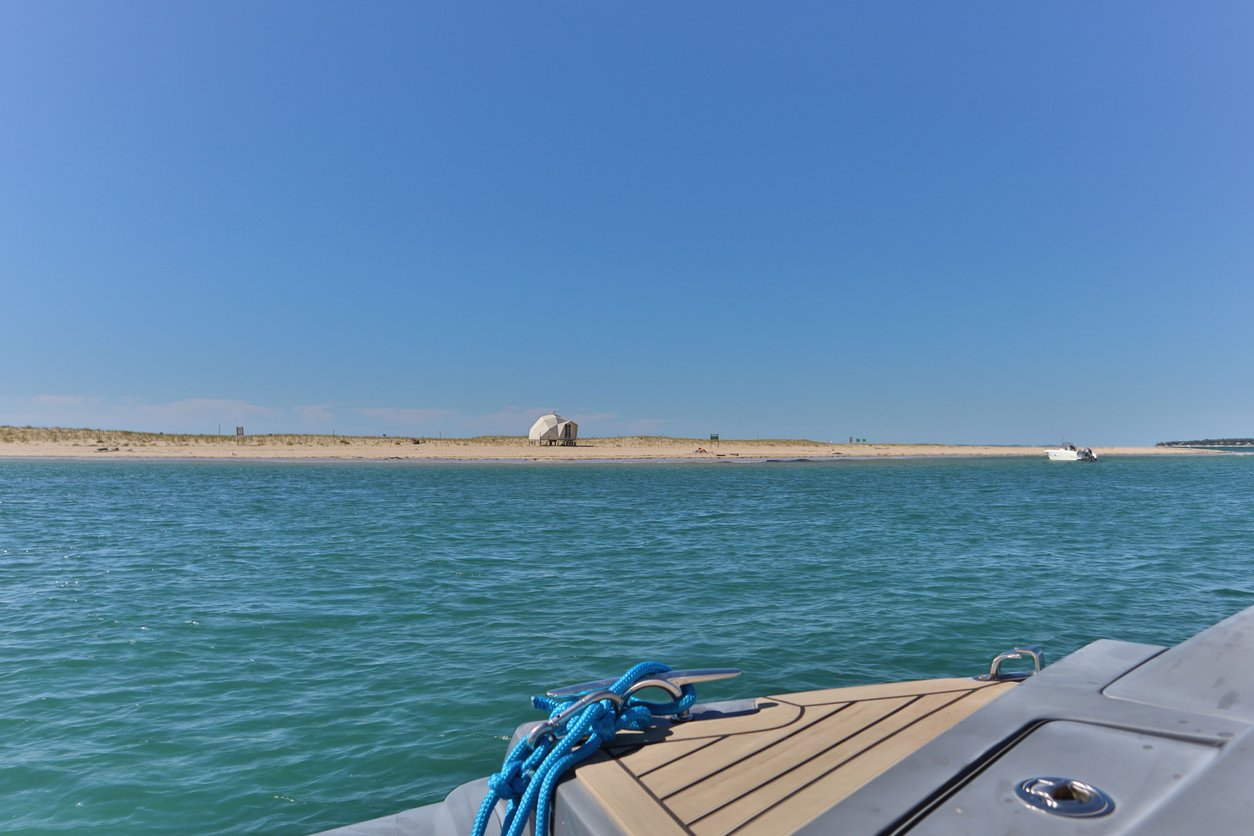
319;604;1254;834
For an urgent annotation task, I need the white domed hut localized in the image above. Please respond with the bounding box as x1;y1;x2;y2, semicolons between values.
528;411;578;446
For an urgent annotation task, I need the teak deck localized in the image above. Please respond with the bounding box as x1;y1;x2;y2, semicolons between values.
572;677;1016;835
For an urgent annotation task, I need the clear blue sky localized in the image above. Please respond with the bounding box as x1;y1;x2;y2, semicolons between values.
2;2;1251;444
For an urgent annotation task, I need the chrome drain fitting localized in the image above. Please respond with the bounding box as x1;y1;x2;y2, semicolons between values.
1015;776;1115;818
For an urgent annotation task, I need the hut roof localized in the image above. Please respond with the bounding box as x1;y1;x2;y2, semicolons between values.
528;412;563;441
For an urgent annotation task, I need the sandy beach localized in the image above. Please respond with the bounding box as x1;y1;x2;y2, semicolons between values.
0;427;1212;462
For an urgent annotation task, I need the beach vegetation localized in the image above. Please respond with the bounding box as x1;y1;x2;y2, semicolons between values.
2;425;862;450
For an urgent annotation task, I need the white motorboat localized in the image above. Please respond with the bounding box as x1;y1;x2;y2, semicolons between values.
1046;444;1097;462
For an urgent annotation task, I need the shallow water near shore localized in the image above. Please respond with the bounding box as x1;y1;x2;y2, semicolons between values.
4;456;1253;833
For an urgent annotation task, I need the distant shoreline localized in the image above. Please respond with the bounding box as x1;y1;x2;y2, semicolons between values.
0;426;1216;462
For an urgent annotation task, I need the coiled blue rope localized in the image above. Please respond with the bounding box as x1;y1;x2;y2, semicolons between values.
471;661;697;836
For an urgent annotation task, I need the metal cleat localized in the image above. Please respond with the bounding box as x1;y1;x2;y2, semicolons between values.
526;689;624;746
545;668;742;699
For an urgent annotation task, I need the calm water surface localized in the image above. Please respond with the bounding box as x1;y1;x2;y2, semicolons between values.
3;456;1252;833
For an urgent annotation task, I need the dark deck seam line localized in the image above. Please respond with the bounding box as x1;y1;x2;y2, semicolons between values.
601;748;694;834
690;693;931;831
633;737;721;779
679;695;923;828
768;681;999;707
657;702;854;802
727;687;987;833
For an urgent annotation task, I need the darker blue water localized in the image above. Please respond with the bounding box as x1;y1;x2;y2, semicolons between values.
2;456;1252;833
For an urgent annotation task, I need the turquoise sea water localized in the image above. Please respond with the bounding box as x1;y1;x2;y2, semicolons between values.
4;456;1253;834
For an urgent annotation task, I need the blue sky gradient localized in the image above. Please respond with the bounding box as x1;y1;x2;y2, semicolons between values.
2;2;1251;443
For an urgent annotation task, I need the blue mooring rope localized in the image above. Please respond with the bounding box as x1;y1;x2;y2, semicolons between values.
471;661;698;836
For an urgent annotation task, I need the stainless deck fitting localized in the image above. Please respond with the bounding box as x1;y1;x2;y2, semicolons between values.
976;646;1043;681
545;668;742;698
1015;776;1115;818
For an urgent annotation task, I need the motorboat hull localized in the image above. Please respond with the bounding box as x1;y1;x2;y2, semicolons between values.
1046;447;1097;461
319;606;1254;835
